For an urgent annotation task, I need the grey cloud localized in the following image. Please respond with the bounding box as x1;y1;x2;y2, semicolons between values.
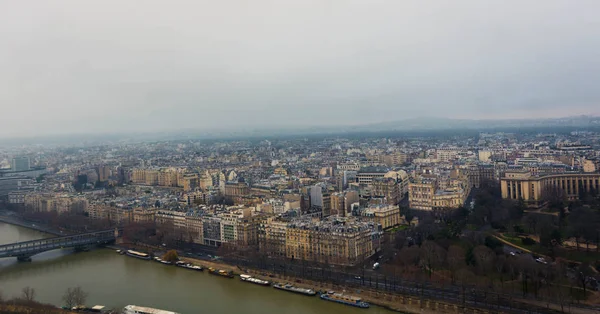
1;0;600;137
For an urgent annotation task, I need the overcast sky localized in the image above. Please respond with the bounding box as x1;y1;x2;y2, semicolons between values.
1;1;600;137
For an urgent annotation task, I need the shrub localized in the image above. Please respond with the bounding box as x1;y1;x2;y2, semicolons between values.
521;237;536;246
513;225;525;234
485;236;503;250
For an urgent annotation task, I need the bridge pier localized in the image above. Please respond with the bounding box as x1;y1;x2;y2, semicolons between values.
17;256;32;262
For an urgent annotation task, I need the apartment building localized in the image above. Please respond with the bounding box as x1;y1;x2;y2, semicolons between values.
408;178;437;210
259;217;288;258
24;193;88;213
285;217;379;266
132;207;156;223
360;204;404;229
185;215;204;244
356;167;388;184
371;177;401;205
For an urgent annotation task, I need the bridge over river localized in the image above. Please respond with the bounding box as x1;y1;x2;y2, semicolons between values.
0;229;116;261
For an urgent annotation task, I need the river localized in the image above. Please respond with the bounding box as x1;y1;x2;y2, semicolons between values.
0;222;396;314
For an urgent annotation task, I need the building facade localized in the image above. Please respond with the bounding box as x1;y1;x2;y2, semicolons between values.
500;171;600;207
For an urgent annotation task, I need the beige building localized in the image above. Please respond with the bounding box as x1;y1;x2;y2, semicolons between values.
24;193;88;214
409;173;468;210
360;204;404;229
382;152;410;166
500;171;600;207
185;215;204;244
219;207;259;247
583;159;597;173
432;188;466;209
132;207;156;223
371;177;401;205
88;205;132;225
181;174;199;191
224;182;249;203
285;217;378;266
436;149;461;162
259;218;288;258
408;178;437;210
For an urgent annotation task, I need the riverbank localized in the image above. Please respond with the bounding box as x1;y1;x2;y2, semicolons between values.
179;256;458;314
2;217;595;314
178;256;600;314
0;303;75;314
0;213;62;236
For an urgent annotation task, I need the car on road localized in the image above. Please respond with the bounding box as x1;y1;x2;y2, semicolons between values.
354;276;362;280
535;257;548;265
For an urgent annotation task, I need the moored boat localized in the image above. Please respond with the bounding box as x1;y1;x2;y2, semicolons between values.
240;274;270;286
126;250;151;260
177;262;203;271
208;267;234;278
319;291;369;308
273;283;316;296
123;304;180;314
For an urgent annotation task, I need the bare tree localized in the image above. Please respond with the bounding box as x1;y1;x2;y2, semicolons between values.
447;245;466;283
455;267;476;286
419;240;446;278
398;246;420;268
473;245;495;275
494;255;506;286
63;286;89;308
21;286;36;302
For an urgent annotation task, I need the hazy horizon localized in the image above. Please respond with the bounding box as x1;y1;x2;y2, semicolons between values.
2;1;600;138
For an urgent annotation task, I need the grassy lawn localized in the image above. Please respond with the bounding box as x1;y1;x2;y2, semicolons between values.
386;225;410;232
555;249;600;264
497;233;540;253
498;233;600;263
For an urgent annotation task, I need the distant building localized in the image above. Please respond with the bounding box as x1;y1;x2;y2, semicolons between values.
0;176;33;198
97;165;111;182
478;150;492;162
11;156;30;172
356;167;388;185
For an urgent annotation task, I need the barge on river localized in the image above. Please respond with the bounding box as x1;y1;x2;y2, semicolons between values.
240;274;270;286
208;267;234;278
319;291;369;308
273;283;316;296
123;304;180;314
176;261;203;271
126;250;151;260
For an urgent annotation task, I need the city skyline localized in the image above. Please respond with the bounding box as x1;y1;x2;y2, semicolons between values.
2;1;600;137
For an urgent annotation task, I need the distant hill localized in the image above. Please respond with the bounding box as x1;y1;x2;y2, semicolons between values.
1;115;599;145
346;115;600;132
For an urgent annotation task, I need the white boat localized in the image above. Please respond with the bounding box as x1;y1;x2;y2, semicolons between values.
123;304;180;314
240;274;270;286
126;250;151;260
273;283;316;296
